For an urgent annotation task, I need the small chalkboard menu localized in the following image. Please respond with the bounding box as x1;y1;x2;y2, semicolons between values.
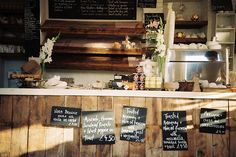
199;108;226;134
24;0;40;57
49;0;136;20
162;111;188;151
138;0;157;8
50;106;81;127
211;0;233;11
48;0;79;19
144;13;164;27
82;111;115;145
120;106;147;143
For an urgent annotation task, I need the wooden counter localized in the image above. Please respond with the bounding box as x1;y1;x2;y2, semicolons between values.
0;88;236;157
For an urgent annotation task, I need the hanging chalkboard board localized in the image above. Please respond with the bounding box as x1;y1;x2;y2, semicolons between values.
199;108;226;134
120;106;147;143
162;111;188;151
24;0;40;57
49;0;136;20
211;0;233;11
48;0;79;19
144;13;164;27
82;111;115;145
138;0;157;8
50;106;81;127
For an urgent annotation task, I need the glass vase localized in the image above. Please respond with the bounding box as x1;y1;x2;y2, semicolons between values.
40;63;45;80
155;60;165;90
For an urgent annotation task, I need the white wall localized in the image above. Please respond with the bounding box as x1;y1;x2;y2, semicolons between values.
46;69;126;86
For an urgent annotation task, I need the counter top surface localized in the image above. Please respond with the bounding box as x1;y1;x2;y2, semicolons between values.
0;88;236;100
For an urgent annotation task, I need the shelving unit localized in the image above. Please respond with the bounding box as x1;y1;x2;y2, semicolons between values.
174;20;208;44
215;12;235;71
0;0;25;58
41;20;146;72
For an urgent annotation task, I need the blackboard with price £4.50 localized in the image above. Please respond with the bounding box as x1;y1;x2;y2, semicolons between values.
82;111;116;145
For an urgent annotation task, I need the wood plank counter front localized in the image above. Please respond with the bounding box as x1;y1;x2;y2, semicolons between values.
0;88;236;157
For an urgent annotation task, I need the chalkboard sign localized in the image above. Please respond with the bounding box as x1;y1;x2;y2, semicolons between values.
211;0;233;11
138;0;157;8
24;0;40;57
199;108;226;134
50;106;81;127
49;0;136;20
48;0;79;19
162;111;188;151
144;13;164;27
120;106;147;143
82;111;115;145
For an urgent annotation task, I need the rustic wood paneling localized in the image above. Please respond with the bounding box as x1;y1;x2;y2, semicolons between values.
129;97;146;157
211;101;229;157
11;96;30;157
0;95;234;157
48;54;139;72
229;100;236;157
45;96;65;157
80;96;97;157
0;96;13;157
28;96;46;157
64;96;81;157
113;97;130;157
146;125;162;157
96;96;113;157
161;98;179;157
145;98;162;157
41;20;145;36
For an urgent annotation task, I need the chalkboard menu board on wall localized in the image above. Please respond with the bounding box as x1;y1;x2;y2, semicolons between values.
199;108;226;134
120;106;147;143
82;111;115;145
49;0;136;20
211;0;233;11
138;0;157;8
48;0;79;19
162;111;188;151
51;106;81;127
24;0;40;57
144;13;164;27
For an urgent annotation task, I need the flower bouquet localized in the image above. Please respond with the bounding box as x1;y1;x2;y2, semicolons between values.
145;17;166;77
39;33;60;80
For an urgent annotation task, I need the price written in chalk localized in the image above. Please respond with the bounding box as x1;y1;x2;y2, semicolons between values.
82;111;115;145
162;111;188;151
138;0;157;8
120;106;147;143
199;108;226;134
49;0;136;20
50;106;81;127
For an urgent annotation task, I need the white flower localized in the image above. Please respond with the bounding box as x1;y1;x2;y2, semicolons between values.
145;17;166;76
39;33;60;64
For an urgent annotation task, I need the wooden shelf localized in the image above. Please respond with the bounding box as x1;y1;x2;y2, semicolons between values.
0;37;24;45
0;23;24;30
0;53;26;60
47;54;140;72
41;20;146;71
53;38;143;56
174;37;207;44
41;20;145;36
175;21;208;29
